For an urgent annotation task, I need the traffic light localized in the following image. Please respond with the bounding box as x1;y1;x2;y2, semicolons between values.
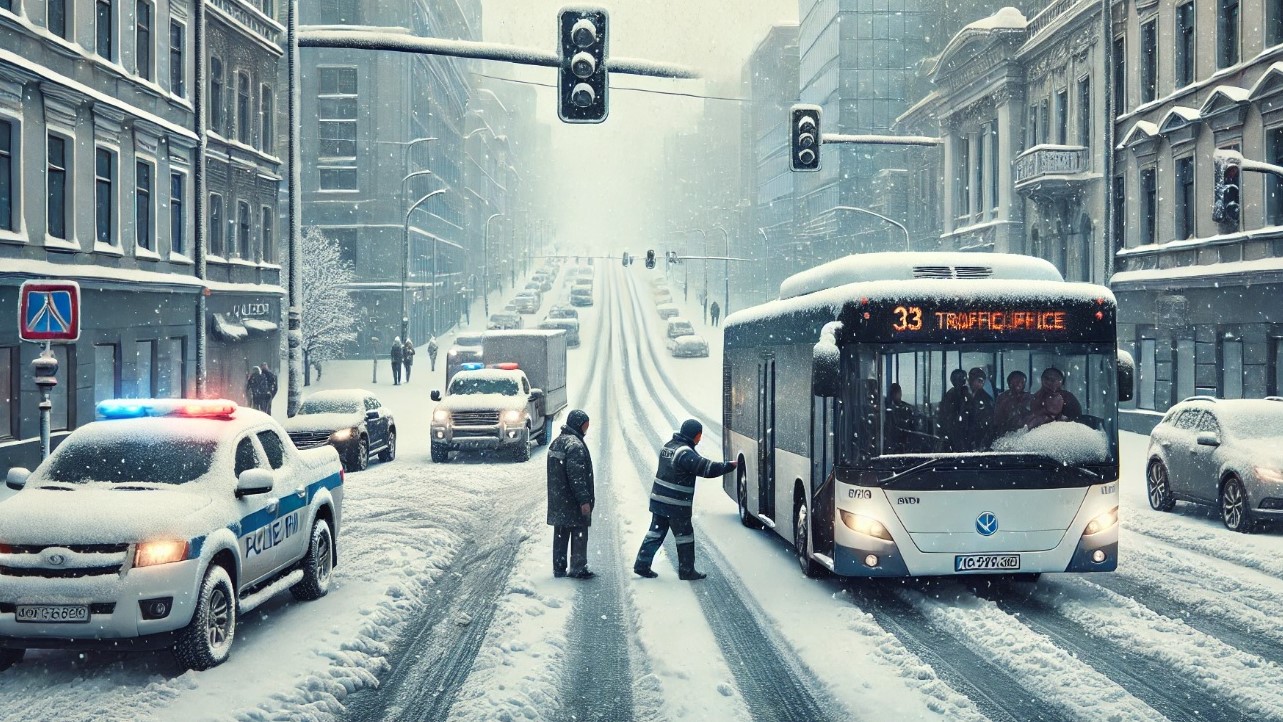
666;251;677;264
621;252;633;267
645;250;656;269
1213;150;1241;227
558;7;609;123
790;104;822;172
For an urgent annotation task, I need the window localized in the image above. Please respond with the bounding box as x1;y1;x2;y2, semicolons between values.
96;0;113;60
49;344;71;431
1176;3;1195;88
169;22;185;97
49;0;68;39
1112;36;1126;114
136;0;152;80
318;67;358;191
170;172;185;255
1056;89;1068;145
234;437;259;476
135;340;154;397
47;134;68;240
1270;128;1283;226
0;347;14;439
1138;337;1157;410
210;57;223;132
1219;0;1240;69
156;337;184;397
1274;337;1283;395
988;121;999;210
1027;104;1038;148
973;132;984;213
1040;101;1049;144
1175;336;1196;402
93;343;119;405
96;147;116;245
209;193;223;256
1175;156;1195;239
1077;77;1091;148
332;227;357;263
1141;167;1157;245
259;84;273;153
1141;20;1157;103
236;72;250;144
237;200;250;259
256;430;286;469
1221;334;1244;398
1113;173;1126;251
261;206;273;262
136;160;154;251
1272;0;1283;47
0;118;12;232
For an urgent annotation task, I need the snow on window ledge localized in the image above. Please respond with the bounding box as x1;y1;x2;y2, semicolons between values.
44;235;81;252
94;241;125;257
168;252;194;265
135;246;162;261
0;229;28;246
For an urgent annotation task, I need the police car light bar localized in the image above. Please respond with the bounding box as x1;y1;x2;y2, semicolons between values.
460;362;486;371
493;362;520;371
97;399;238;420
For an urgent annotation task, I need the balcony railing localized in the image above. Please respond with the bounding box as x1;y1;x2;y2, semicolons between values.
1014;145;1088;184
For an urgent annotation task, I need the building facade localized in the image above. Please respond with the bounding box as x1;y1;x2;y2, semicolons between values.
1112;0;1283;430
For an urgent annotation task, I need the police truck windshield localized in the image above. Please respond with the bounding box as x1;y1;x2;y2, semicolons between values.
449;377;520;396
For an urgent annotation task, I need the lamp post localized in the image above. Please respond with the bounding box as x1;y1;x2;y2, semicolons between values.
483;212;503;316
832;205;912;251
400;169;440;339
404;188;448;339
713;224;730;316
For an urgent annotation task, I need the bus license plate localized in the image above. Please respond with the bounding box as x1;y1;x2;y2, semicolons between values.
15;605;89;623
954;554;1021;572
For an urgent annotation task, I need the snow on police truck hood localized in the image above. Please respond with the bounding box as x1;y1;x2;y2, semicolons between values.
437;370;531;413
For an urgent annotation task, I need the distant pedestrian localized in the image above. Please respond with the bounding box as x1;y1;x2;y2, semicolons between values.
633;419;736;581
245;366;263;410
548;410;595;580
710;301;721;327
259;363;278;414
427;336;440;372
402;339;416;382
390;336;404;385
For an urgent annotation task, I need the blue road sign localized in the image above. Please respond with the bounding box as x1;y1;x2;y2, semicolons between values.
19;281;81;342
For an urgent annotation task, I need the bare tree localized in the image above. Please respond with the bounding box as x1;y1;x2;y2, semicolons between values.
300;227;358;390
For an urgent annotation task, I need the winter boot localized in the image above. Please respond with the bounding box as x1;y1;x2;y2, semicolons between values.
633;564;658;579
676;543;706;581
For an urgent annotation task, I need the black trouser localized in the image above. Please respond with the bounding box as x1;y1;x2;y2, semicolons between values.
403;363;412;381
430;356;437;371
553;525;589;574
391;361;402;384
634;512;696;573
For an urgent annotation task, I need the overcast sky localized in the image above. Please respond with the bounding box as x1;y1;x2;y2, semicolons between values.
481;0;798;253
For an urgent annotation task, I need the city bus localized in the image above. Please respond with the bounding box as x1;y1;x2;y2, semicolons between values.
722;253;1133;579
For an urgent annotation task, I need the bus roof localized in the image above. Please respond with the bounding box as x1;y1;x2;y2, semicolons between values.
779;252;1063;300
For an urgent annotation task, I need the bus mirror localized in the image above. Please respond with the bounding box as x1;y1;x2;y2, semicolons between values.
812;341;840;398
1117;350;1135;403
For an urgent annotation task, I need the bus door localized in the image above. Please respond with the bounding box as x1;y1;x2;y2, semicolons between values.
810;395;836;556
758;356;776;522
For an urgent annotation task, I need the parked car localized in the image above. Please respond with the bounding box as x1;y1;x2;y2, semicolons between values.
285;390;396;472
653;288;674;304
514;293;541;314
538;318;581;347
665;317;695;339
488;312;523;330
1146;397;1283;532
0;399;343;671
656;303;680;320
548;305;579;320
668;333;709;358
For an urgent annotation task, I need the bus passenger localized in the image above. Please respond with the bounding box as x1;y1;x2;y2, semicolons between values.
964;367;995;449
884;383;915;453
994;370;1032;435
937;369;970;452
1026;366;1083;430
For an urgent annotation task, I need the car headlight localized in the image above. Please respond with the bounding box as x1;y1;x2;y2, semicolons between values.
1254;466;1283;484
502;409;525;424
1084;506;1119;535
839;510;893;541
433;409;450;424
135;540;189;567
331;428;354;441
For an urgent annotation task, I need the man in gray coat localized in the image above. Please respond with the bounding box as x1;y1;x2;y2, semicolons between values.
547;409;595;579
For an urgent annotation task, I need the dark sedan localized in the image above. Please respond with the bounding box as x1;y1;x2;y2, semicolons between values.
284;390;396;472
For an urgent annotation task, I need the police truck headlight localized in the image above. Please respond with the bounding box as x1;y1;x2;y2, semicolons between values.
839;511;893;541
433;409;450;424
135;540;189;567
502;409;525;425
1084;506;1119;535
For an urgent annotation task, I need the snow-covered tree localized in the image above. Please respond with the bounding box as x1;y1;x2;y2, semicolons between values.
301;227;358;382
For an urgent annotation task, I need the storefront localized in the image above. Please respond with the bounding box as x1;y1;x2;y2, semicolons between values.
206;292;283;406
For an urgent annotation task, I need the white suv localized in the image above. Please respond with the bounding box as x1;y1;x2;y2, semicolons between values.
0;399;344;671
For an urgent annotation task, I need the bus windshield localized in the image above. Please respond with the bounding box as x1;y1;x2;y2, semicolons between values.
848;343;1118;469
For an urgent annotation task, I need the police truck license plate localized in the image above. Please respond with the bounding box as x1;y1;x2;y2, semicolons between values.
954;554;1021;572
15;605;89;623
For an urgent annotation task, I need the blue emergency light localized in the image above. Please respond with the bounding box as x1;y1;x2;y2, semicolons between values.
460;362;485;371
97;399;238;420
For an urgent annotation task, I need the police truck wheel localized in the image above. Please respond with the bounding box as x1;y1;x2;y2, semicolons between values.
738;472;763;530
291;520;334;601
431;443;449;463
514;427;532;462
379;429;397;462
1146;460;1176;512
1221;476;1257;533
0;648;24;671
538;417;552;446
174;565;236;671
794;502;825;579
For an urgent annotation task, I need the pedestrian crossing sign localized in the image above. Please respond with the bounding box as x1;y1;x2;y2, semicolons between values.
19;280;80;342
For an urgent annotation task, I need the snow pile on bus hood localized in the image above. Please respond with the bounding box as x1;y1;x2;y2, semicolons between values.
992;422;1111;465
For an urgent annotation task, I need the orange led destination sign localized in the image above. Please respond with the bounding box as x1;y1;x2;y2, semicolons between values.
891;306;1068;333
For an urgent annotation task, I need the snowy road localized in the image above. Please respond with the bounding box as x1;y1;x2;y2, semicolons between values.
3;264;1283;721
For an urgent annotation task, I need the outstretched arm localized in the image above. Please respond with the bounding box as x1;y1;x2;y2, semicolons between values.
674;447;736;478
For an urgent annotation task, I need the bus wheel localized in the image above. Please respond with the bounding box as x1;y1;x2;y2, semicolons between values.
794;502;825;579
737;472;763;530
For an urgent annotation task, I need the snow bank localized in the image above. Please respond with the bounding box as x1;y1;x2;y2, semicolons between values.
991;422;1112;464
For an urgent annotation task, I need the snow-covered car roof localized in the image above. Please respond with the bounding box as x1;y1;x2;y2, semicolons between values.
454;333;484;347
657;303;678;311
539;318;579;329
673;334;707;347
668;317;692;326
491;312;519;320
301;389;372;405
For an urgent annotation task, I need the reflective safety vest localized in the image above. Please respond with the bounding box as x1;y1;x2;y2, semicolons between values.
648;434;733;517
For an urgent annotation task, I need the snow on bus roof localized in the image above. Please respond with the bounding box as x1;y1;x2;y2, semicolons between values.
779;252;1063;301
726;278;1115;329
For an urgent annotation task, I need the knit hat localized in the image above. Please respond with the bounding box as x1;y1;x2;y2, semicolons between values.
567;409;590;433
680;418;703;440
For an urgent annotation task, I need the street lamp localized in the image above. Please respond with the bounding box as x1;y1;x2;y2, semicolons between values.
400;169;440;339
404;187;449;340
713;225;730;316
483;212;503;316
833;205;912;251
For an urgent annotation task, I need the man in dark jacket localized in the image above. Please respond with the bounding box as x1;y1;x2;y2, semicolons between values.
633;419;737;581
390;337;404;385
547;409;595;579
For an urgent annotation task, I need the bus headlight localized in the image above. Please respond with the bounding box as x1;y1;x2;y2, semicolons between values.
1084;506;1119;535
840;510;893;541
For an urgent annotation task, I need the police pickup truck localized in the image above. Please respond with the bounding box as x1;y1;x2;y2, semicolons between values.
0;399;343;672
431;364;549;463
